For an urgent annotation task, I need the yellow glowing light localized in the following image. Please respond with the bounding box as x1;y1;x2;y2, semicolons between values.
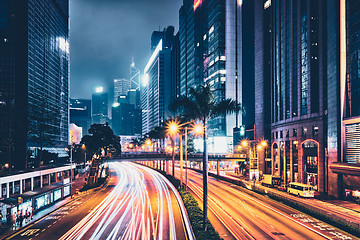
192;123;203;135
166;119;180;135
146;139;152;146
261;141;267;147
237;145;242;150
129;143;134;148
257;145;262;151
4;163;9;168
241;140;248;147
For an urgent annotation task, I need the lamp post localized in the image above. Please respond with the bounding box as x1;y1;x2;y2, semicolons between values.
82;144;86;171
166;120;203;186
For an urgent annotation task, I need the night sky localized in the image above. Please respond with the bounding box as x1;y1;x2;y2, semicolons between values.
70;0;182;100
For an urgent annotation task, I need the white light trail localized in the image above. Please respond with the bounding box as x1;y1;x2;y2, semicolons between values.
60;162;189;240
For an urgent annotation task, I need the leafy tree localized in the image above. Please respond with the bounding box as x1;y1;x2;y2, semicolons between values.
171;84;239;231
80;123;121;158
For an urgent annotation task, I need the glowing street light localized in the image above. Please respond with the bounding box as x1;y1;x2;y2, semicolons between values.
241;139;249;147
82;144;86;170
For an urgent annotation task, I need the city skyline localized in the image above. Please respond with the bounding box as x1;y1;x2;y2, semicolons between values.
69;0;182;99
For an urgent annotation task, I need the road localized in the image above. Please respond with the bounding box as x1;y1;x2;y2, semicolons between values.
172;166;356;240
6;162;192;240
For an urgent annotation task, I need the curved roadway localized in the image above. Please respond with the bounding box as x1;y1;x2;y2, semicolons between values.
173;166;355;240
7;162;192;240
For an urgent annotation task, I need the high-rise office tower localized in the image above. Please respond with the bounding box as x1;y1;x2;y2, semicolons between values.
0;0;69;169
141;26;178;136
179;0;253;151
326;0;360;198
92;87;109;124
114;78;130;103
268;0;327;193
70;99;92;136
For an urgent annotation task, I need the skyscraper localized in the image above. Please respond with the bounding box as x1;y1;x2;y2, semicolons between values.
92;87;109;124
179;0;252;150
70;99;92;136
268;0;327;193
141;26;177;136
327;0;360;198
0;0;69;169
114;78;130;103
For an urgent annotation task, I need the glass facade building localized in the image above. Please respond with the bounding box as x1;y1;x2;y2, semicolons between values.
141;27;177;136
269;0;327;193
92;91;108;125
70;99;91;136
179;0;251;145
0;0;69;170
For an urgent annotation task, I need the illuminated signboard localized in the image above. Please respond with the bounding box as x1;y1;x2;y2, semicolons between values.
194;0;201;10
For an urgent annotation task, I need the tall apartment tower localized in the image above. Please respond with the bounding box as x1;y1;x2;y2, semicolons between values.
0;0;69;170
114;78;130;103
179;0;254;150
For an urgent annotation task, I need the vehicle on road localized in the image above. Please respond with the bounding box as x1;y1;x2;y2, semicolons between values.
261;174;281;187
277;184;287;192
287;182;315;197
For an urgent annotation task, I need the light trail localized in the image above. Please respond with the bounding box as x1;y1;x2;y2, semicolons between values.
59;162;190;240
176;166;352;240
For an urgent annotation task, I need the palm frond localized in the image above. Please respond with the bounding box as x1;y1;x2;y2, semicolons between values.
211;99;239;118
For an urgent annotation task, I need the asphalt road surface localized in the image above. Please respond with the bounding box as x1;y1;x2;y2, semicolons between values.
6;162;191;240
173;165;356;240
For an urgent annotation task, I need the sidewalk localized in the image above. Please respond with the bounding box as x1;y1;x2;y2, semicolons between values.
197;168;360;230
225;171;360;214
0;174;86;238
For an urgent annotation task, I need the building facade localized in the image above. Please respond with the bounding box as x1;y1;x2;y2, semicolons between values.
0;0;69;170
252;0;360;197
114;78;130;103
268;0;327;193
327;0;360;198
179;0;253;151
70;99;91;136
141;27;178;136
92;88;108;124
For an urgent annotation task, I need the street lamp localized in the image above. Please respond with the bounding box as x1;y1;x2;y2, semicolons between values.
82;144;86;171
166;119;180;177
166;119;203;188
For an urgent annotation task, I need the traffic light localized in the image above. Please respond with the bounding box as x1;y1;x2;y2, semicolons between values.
240;125;245;136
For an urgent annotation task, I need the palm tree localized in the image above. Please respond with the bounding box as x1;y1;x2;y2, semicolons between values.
171;84;239;231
